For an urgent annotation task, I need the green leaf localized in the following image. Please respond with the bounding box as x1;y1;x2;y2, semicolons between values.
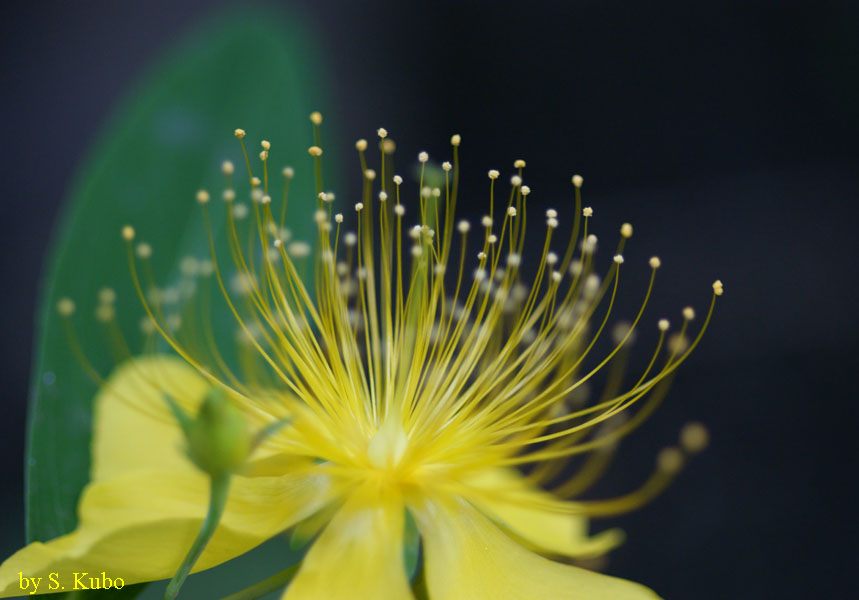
23;6;339;597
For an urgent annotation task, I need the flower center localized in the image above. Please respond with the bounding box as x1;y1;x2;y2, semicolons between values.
367;416;409;472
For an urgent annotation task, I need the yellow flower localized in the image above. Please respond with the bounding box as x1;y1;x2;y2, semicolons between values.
0;119;722;599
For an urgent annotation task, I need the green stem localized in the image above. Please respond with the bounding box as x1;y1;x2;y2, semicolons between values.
164;473;231;599
218;564;300;600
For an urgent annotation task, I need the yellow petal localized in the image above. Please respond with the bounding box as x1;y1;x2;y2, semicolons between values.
92;355;286;481
466;468;624;558
0;468;329;596
411;494;661;600
284;487;414;600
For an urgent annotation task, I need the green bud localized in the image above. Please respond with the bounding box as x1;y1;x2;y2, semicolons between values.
171;388;251;477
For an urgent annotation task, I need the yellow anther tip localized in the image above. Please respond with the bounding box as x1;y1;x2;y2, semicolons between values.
572;174;584;188
355;139;368;151
308;146;323;157
234;128;246;139
310;111;323;125
196;190;210;204
451;134;462;146
56;297;75;317
680;422;709;454
650;256;662;269
621;223;633;238
260;140;271;150
514;159;526;168
121;225;135;241
657;447;684;473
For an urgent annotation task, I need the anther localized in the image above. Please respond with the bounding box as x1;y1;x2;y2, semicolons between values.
521;185;531;196
418;151;429;163
613;254;624;264
377;128;388;139
507;207;517;217
488;234;498;244
221;160;234;175
135;243;152;259
547;218;559;229
335;213;344;223
551;271;562;283
458;220;470;233
310;111;323;125
274;239;283;248
442;161;452;172
572;174;583;188
712;280;724;296
251;176;261;187
308;146;323;157
488;169;499;179
365;169;376;180
196;190;210;204
547;252;558;265
259;150;268;161
680;422;709;453
682;306;696;321
261;195;271;205
411;246;423;257
658;318;670;331
394;205;405;216
546;208;558;218
356;139;368;151
451;134;461;146
393;175;403;185
514;159;526;168
344;232;357;246
234;128;246;139
283;166;294;179
261;140;271;150
657;447;684;473
621;223;633;238
583;207;593;217
122;225;135;241
355;202;364;211
379;191;388;201
98;287;116;304
481;216;493;228
650;256;661;269
57;297;75;316
223;189;235;202
510;175;522;187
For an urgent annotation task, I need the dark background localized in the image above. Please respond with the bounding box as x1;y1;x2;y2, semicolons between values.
1;1;857;598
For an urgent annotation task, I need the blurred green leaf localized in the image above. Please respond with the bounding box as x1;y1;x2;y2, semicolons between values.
24;6;339;597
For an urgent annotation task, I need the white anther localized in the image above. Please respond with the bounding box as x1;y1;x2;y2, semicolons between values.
135;242;152;259
411;245;423;257
520;185;531;196
283;166;294;179
614;254;624;264
334;213;344;224
261;194;271;205
621;223;633;238
365;169;376;180
477;251;487;260
683;307;696;320
393;175;403;185
409;225;422;239
713;280;724;296
355;139;368;151
418;151;429;163
658;318;670;331
458;220;471;233
287;241;311;258
234;128;246;139
572;174;583;188
221;160;234;175
473;268;487;281
551;271;562;283
251;188;263;202
233;203;248;219
259;150;268;161
379;191;388;202
569;260;582;276
481;215;493;228
488;234;498;244
546;208;558;218
547;252;558;265
514;159;526;168
377;127;388;138
274;238;283;248
394;204;405;216
314;209;327;224
488;169;500;179
196;189;210;204
432;187;441;198
547;217;559;229
344;232;357;246
583;206;593;217
355;202;364;211
442;161;452;172
650;256;662;269
222;189;236;202
510;175;522;187
451;134;461;146
507;253;521;267
308;146;323;157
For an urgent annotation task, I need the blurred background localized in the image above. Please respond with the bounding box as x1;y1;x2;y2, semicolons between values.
1;1;857;598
